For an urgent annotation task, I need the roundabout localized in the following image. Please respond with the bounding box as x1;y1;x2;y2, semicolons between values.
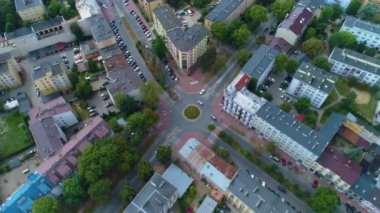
183;105;201;120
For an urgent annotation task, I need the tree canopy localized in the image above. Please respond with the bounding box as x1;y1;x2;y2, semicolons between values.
32;196;61;213
294;97;311;113
0;0;21;33
139;81;161;108
308;187;339;213
152;36;167;59
87;178;112;202
120;182;136;205
274;54;289;73
137;161;154;181
301;38;324;58
243;5;268;29
312;56;331;72
115;94;141;118
280;102;292;113
346;0;362;16
272;0;295;20
237;49;252;67
62;175;87;205
74;79;93;100
156;145;172;165
328;31;357;50
230;24;251;48
286;58;299;74
359;2;380;21
69;22;85;41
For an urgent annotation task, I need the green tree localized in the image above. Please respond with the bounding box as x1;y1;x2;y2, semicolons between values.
115;94;140;118
365;48;377;57
280;102;292;113
167;0;181;8
320;6;334;22
108;116;123;133
247;78;257;93
308;187;339;213
341;91;357;107
47;0;63;18
346;0;362;16
137;161;154;181
201;47;217;70
118;149;137;173
210;22;229;42
119;182;136;205
286;58;299;74
193;0;210;8
304;27;317;40
294;97;311;113
331;4;344;20
345;148;364;162
32;196;61;213
152;35;167;59
69;22;85;41
0;99;4;113
68;70;79;87
125;111;156;139
230;24;250;48
88;178;112;202
256;35;266;45
328;31;357;50
274;54;289;73
156;145;172;165
272;0;295;20
78;140;119;183
301;38;324;58
87;59;99;73
62;175;86;205
246;5;268;28
139;81;161;108
266;142;277;154
74;79;93;99
237;49;252;67
359;2;380;20
312;56;331;71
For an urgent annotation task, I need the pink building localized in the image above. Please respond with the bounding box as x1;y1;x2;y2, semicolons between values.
36;116;112;185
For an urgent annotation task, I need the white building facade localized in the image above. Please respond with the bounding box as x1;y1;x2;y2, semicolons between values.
329;48;380;86
340;16;380;49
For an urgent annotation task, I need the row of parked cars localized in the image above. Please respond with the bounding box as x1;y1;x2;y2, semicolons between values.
109;19;147;82
129;9;152;42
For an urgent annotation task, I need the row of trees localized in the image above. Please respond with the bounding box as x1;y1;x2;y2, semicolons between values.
273;54;299;74
211;21;251;48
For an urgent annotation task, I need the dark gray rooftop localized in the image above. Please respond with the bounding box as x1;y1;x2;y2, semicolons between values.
153;4;182;32
256;102;331;156
0;52;12;63
228;170;296;213
100;44;122;58
32;62;65;80
124;173;178;213
167;24;209;52
205;0;247;23
0;63;9;75
342;16;380;35
351;174;380;209
241;45;279;80
4;27;33;40
329;48;380;75
293;62;337;94
318;113;345;142
15;0;44;11
32;16;64;32
88;14;114;42
105;67;142;98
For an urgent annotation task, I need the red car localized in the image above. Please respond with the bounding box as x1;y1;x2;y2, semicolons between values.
312;180;319;189
281;159;286;166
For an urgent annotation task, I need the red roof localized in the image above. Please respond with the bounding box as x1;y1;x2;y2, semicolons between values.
234;74;251;91
339;127;371;150
317;147;362;185
279;6;313;36
296;114;305;122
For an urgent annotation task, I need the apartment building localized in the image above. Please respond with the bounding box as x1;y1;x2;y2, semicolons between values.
240;45;279;86
124;173;179;213
28;97;78;160
153;4;209;72
88;14;116;50
137;0;164;21
32;62;71;96
204;0;255;29
287;62;337;108
275;6;313;46
31;16;65;40
325;0;352;9
36;116;112;184
347;174;380;213
223;73;267;128
340;16;380;49
15;0;46;22
329;48;380;86
227;170;296;213
311;147;362;192
0;52;22;90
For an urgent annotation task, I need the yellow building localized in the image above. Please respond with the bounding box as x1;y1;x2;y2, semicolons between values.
0;53;22;90
15;0;46;23
138;0;164;21
32;62;71;96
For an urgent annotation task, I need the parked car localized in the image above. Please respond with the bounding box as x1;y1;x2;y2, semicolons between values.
199;89;206;95
277;185;287;193
312;180;319;189
105;102;113;107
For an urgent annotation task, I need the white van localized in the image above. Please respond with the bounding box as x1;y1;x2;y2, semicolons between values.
22;168;29;174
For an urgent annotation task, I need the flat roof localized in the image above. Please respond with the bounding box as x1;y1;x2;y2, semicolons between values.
4;27;33;40
342;16;380;35
153;4;182;32
88;14;114;42
32;62;66;80
293;62;338;94
196;196;217;213
162;164;193;197
205;0;248;23
329;48;380;75
15;0;44;11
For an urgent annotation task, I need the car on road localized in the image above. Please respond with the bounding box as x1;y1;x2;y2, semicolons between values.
75;59;84;64
270;155;280;163
199;89;206;95
277;185;287;193
197;100;203;106
210;115;216;120
90;111;99;117
87;106;96;111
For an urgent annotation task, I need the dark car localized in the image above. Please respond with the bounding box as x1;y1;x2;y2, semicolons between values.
277;185;287;193
312;180;319;189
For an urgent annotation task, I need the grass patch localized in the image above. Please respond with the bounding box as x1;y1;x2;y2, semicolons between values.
71;101;89;121
0;112;33;161
335;78;351;96
321;89;338;108
356;91;379;121
207;124;215;131
184;105;200;120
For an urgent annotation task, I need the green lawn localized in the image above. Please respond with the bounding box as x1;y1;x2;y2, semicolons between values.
0;112;33;161
356;91;379;121
335;78;351;96
321;89;338;108
184;106;200;120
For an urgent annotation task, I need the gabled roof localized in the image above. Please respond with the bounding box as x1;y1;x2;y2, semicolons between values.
279;6;313;36
205;0;248;23
31;16;64;32
342;16;380;35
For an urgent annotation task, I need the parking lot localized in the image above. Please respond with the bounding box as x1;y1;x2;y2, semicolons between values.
176;8;202;28
260;72;295;107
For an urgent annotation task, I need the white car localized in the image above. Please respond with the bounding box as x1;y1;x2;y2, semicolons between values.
199;89;206;95
197;100;203;106
75;59;84;64
74;54;82;60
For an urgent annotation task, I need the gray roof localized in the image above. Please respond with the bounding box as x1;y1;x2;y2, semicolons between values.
88;14;114;42
15;0;44;11
4;27;33;40
205;0;248;23
227;170;296;213
293;62;337;94
318;113;345;142
342;16;380;35
241;45;279;80
32;16;64;32
29;117;64;160
124;173;178;213
100;44;122;58
16;93;32;113
32;62;66;80
0;63;9;75
297;0;326;10
167;24;209;52
162;164;193;197
153;4;182;32
196;196;217;213
351;174;380;209
256;102;330;156
329;48;380;75
105;68;142;98
0;52;13;74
